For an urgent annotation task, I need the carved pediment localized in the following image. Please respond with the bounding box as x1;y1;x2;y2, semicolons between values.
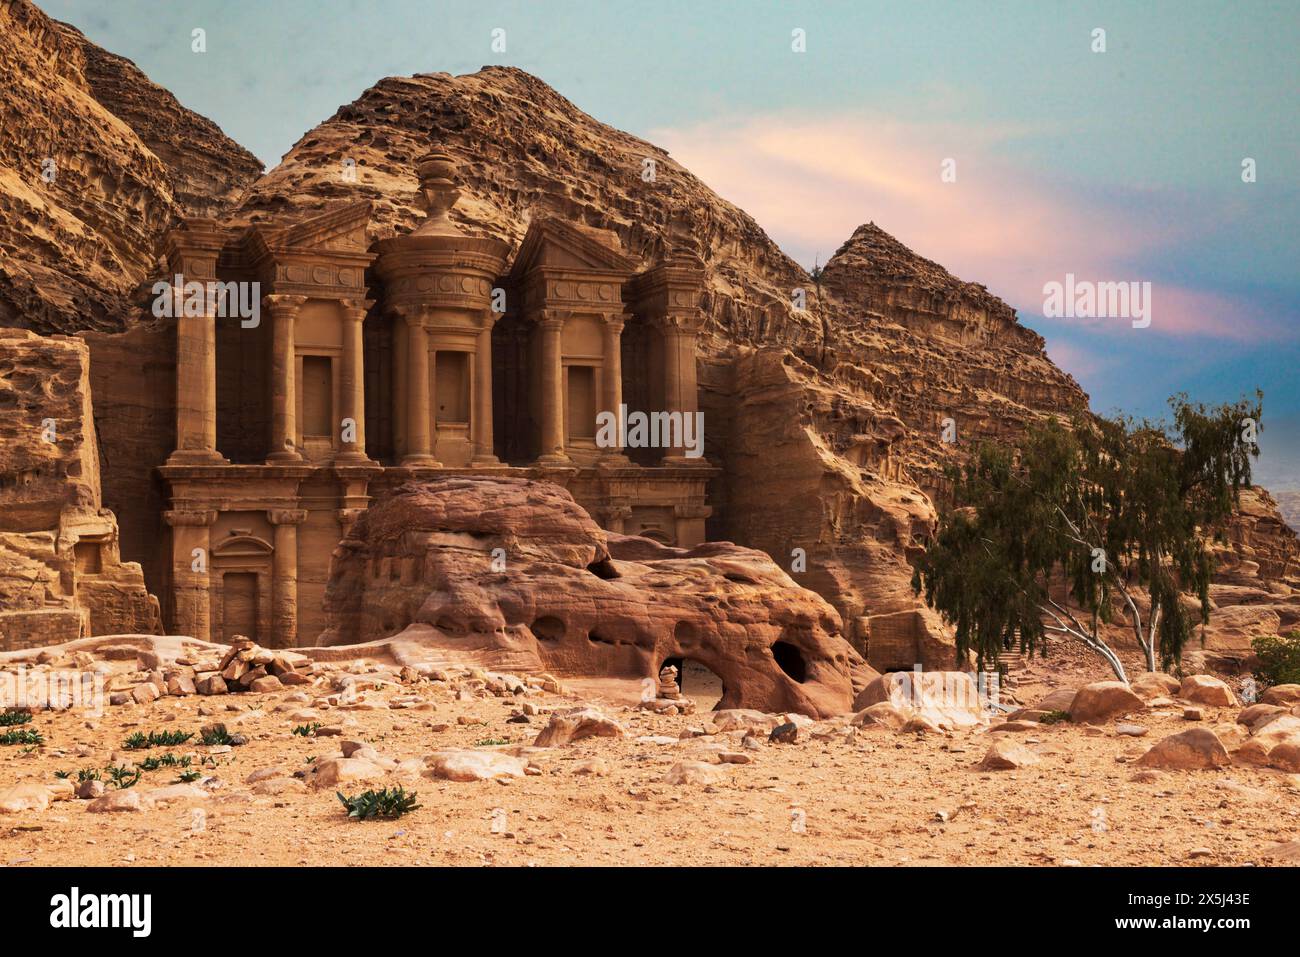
508;217;635;280
279;201;373;252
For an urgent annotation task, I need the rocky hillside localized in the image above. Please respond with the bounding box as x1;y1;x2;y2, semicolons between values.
0;0;260;335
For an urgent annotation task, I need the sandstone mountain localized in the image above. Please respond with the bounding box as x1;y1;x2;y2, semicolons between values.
0;0;261;335
1;10;1294;670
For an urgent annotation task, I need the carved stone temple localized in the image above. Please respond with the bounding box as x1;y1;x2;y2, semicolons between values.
156;150;714;647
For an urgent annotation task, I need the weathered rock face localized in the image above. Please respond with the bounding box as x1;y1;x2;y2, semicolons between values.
0;328;159;647
321;477;875;717
0;0;260;335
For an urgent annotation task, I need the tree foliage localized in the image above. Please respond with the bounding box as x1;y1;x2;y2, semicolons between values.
912;392;1261;680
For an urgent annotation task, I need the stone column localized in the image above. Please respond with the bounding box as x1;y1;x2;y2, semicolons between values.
266;295;306;462
599;314;629;464
168;286;224;464
337;298;372;462
164;509;215;641
391;311;408;460
673;503;712;547
268;508;307;648
657;313;704;465
471;313;500;465
402;310;440;466
536;313;570;464
600;504;632;534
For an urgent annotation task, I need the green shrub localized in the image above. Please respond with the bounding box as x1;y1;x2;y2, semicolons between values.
0;728;42;746
0;709;33;727
200;723;233;746
1252;631;1300;688
123;730;194;750
337;786;420;821
105;765;141;789
292;723;321;737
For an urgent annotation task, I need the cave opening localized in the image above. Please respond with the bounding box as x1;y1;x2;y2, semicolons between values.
771;640;808;683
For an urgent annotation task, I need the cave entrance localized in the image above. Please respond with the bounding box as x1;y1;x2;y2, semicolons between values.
771;640;808;683
661;656;726;711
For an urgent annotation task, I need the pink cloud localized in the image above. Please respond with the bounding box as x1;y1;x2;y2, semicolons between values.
652;111;1275;342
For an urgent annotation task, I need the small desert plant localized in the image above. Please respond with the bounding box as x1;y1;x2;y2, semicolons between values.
139;753;191;772
200;723;234;746
0;728;43;746
337;786;420;821
175;770;202;783
1039;710;1072;725
54;769;71;779
76;767;102;783
105;765;141;789
1252;631;1300;688
292;723;321;737
474;737;509;747
123;729;194;750
0;709;33;727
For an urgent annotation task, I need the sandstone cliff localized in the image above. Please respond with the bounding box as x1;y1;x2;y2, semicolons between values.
0;327;159;647
0;0;261;335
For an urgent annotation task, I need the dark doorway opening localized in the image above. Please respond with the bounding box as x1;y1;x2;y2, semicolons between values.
771;640;807;683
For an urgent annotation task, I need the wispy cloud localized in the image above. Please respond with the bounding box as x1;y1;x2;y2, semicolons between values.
654;110;1286;343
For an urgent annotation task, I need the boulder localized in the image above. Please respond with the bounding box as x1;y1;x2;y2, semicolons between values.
0;782;51;814
662;760;725;785
424;749;526;782
1130;672;1181;700
852;671;984;730
1236;703;1287;729
1235;715;1300;770
976;738;1041;770
850;702;908;730
1068;681;1145;724
1260;684;1300;706
532;707;624;747
1035;688;1078;713
86;789;152;813
308;757;387;789
1179;674;1237;707
1136;728;1231;770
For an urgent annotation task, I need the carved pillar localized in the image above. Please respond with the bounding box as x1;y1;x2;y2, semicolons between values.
268;508;307;648
168;286;224;464
164;509;216;641
403;310;439;466
471;313;500;465
392;311;407;460
673;503;712;547
266;295;306;462
536;313;569;464
599;314;629;464
656;312;705;465
337;298;372;462
599;504;632;534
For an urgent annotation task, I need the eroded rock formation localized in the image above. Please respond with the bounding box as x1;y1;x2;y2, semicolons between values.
0;328;159;648
321;477;875;717
0;0;260;335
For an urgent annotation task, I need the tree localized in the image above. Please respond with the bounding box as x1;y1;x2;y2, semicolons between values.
912;393;1261;682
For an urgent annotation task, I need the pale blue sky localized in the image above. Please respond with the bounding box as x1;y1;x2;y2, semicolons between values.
43;0;1300;487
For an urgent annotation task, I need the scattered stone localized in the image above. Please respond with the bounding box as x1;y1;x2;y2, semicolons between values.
532;707;624;747
769;722;798;744
86;789;150;813
74;779;106;800
0;782;51;814
1180;674;1237;707
662;760;724;785
425;749;526;782
1183;707;1204;721
976;738;1041;770
1115;723;1149;737
1260;684;1300;706
1068;681;1146;724
1136;728;1231;770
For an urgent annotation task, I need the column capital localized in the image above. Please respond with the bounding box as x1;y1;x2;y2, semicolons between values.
650;310;705;335
339;298;375;320
267;508;309;526
600;312;627;334
263;294;307;311
163;509;217;528
538;309;569;331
